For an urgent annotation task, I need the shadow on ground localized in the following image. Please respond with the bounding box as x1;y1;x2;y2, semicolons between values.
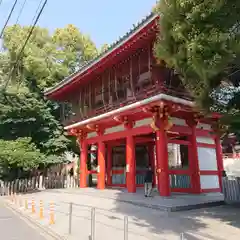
41;188;240;239
112;189;240;239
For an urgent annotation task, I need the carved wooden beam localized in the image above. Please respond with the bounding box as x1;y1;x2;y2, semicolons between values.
186;113;201;127
123;117;135;129
150;102;174;131
212;119;227;136
85;124;103;134
113;116;130;125
97;127;105;136
142;107;151;113
69;128;79;136
113;116;123;123
86;124;96;131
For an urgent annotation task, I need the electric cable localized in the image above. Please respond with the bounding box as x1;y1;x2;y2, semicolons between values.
15;0;28;25
30;0;44;25
0;0;28;54
2;0;48;90
0;0;18;38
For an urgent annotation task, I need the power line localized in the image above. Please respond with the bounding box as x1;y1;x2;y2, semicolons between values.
30;0;44;25
15;0;28;25
0;0;18;39
3;0;48;90
0;0;28;54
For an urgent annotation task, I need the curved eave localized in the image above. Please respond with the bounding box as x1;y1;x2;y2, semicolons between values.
64;94;194;131
44;13;159;100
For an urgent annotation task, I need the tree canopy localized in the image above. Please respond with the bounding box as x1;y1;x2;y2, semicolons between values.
1;24;98;90
154;0;240;136
0;89;68;155
0;24;98;179
0;138;42;180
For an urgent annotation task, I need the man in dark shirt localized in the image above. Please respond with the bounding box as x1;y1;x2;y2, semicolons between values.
144;166;153;197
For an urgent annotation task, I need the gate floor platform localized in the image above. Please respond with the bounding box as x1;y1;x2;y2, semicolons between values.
46;187;225;212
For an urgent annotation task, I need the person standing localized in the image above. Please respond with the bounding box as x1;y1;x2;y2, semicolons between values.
144;166;153;197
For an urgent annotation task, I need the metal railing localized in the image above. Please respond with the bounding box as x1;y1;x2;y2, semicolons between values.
170;174;191;189
55;202;137;240
6;193;187;240
55;202;185;240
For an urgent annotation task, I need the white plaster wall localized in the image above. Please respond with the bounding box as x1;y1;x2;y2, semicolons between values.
105;125;125;134
135;117;188;128
171;117;187;126
197;123;211;130
134;118;152;128
198;147;218;171
87;132;97;139
196;137;215;144
200;175;219;189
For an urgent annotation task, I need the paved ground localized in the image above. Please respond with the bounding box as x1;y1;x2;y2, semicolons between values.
5;188;240;240
0;200;48;240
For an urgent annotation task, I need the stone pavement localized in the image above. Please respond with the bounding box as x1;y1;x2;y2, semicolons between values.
4;188;240;240
0;200;50;240
48;188;224;211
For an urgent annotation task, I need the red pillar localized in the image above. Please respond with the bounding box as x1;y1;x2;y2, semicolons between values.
80;140;87;188
97;141;106;190
215;136;223;191
126;135;136;193
107;145;112;186
148;143;156;187
155;122;170;196
189;124;201;194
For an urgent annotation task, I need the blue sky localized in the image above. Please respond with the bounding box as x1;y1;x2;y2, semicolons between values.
0;0;157;48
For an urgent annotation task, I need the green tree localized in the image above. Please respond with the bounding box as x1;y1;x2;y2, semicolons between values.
0;89;69;155
0;137;65;180
0;24;97;176
2;24;98;90
0;138;43;180
53;24;98;74
154;0;240;135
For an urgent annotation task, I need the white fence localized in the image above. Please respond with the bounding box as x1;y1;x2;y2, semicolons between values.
0;175;79;195
2;175;240;205
222;177;240;203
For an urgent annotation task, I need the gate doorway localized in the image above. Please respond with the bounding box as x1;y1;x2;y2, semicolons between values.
86;145;98;187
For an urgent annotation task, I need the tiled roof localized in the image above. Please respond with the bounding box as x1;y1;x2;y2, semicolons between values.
45;12;158;96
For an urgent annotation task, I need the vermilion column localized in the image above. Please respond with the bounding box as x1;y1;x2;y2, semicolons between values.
189;124;201;194
155;122;170;196
126;135;136;193
215;136;223;191
148;143;156;187
97;141;106;190
80;140;88;188
107;145;112;186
